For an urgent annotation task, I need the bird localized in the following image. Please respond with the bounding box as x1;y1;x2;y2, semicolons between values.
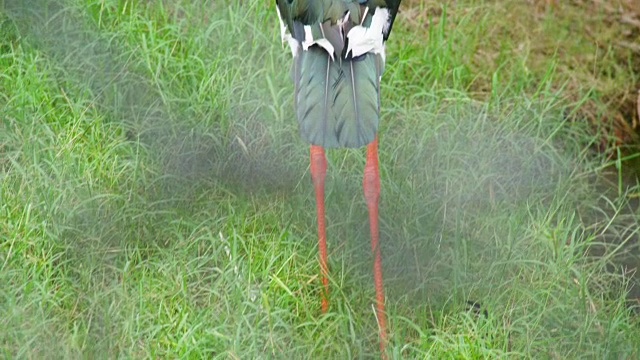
274;0;401;356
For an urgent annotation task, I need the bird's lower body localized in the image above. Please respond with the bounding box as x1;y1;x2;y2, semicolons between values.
309;137;387;357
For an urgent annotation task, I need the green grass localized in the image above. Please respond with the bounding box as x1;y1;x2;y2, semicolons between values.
1;0;639;358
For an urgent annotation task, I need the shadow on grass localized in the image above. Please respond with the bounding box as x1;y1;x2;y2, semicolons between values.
3;0;299;199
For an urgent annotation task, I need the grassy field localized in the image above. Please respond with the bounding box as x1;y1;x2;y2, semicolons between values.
1;0;639;358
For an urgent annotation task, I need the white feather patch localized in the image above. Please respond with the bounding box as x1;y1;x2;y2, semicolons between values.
346;8;390;60
302;25;335;60
276;6;300;57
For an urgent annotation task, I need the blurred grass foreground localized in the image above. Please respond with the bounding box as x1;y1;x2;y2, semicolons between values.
1;0;640;358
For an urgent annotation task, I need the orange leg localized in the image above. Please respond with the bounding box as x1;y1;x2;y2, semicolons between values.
310;145;329;312
363;137;387;357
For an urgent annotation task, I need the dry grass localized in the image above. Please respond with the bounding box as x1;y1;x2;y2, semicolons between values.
401;0;640;148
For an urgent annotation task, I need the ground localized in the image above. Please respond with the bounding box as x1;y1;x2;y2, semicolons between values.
1;0;639;358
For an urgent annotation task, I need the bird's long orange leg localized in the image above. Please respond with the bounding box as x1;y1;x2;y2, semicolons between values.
363;137;387;356
310;145;329;313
